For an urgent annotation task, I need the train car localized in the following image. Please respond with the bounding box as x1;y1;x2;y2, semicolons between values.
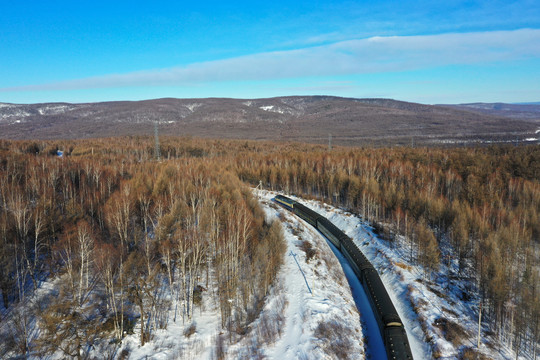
274;195;322;227
316;217;346;249
361;269;413;359
293;202;323;227
274;194;296;209
362;268;401;328
340;238;374;276
384;327;413;360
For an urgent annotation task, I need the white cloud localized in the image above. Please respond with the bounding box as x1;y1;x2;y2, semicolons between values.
3;28;540;92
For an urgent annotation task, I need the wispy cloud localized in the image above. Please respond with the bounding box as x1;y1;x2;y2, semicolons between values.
3;29;540;92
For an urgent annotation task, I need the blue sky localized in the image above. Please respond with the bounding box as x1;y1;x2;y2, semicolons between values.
1;0;539;104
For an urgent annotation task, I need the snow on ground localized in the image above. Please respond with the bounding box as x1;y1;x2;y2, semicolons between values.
325;238;387;359
252;193;365;359
185;103;202;112
121;299;220;360
273;191;531;360
116;191;365;359
37;104;73;115
0;109;31;120
7;189;528;359
259;105;294;115
260;191;430;359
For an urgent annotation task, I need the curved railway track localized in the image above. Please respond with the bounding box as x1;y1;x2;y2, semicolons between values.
274;195;413;360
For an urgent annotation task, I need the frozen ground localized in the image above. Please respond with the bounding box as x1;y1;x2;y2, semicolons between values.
4;190;530;359
117;190;366;359
273;191;532;360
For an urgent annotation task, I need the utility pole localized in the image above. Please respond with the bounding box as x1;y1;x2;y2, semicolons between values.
477;299;482;352
255;180;263;199
328;133;332;151
154;122;161;161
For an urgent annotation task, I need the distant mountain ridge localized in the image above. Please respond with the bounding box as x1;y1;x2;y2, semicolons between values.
441;102;540;120
514;102;540;105
1;96;538;146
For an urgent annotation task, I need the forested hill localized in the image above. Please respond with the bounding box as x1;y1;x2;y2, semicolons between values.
0;96;538;146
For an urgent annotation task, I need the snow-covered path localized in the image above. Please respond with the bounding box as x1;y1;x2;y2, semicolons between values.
259;194;365;359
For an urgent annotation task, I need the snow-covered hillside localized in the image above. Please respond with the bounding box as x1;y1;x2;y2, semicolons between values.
269;191;532;360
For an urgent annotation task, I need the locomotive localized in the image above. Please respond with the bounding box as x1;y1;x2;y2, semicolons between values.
274;195;413;360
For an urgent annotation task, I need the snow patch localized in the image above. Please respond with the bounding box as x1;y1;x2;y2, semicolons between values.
185;103;202;112
0;109;31;119
259;105;291;114
37;104;73;115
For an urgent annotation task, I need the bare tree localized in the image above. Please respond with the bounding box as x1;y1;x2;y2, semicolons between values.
76;221;94;305
95;242;124;340
26;204;46;290
8;191;31;301
105;182;132;250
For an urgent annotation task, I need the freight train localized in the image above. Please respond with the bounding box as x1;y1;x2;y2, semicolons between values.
274;195;413;360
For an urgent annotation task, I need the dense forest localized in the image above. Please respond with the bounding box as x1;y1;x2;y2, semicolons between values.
0;136;538;358
0;137;285;358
